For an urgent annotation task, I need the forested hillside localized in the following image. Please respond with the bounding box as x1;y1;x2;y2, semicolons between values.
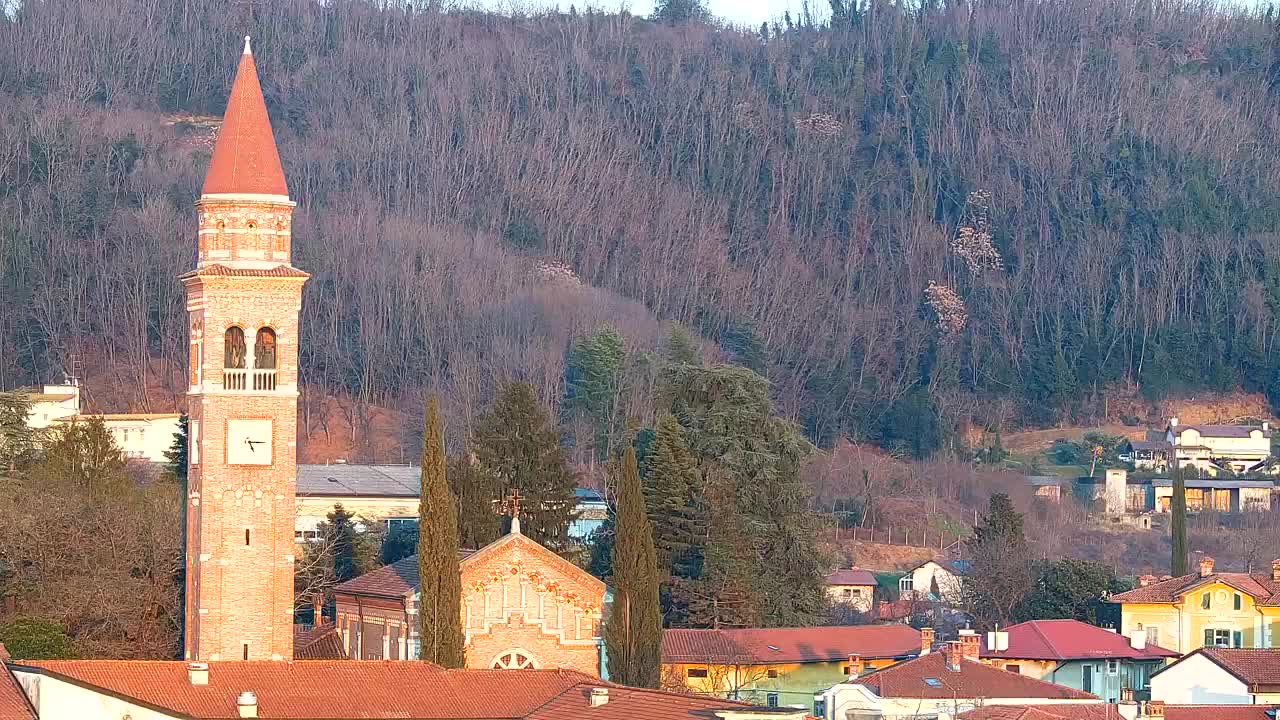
3;0;1280;457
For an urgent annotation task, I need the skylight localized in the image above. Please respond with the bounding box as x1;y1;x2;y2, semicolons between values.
767;645;781;652
924;678;943;687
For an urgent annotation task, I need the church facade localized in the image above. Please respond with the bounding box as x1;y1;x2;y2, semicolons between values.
182;37;307;661
333;526;607;676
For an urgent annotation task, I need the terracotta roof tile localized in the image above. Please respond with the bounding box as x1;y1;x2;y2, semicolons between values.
825;567;878;586
13;661;599;719
292;623;347;660
1110;571;1280;605
980;620;1178;661
958;705;1125;720
662;625;920;664
525;682;767;720
182;264;310;279
1191;648;1280;686
334;552;475;599
0;666;33;720
857;652;1096;700
202;40;289;197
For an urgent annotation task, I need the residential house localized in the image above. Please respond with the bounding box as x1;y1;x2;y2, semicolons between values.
5;659;809;720
1149;647;1280;706
1161;418;1273;476
901;559;969;604
295;463;603;542
958;706;1131;719
1110;556;1280;653
814;632;1102;720
978;620;1177;702
55;412;182;463
14;385;79;430
1026;476;1063;503
825;566;878;611
663;625;925;710
1149;478;1272;513
333;519;607;676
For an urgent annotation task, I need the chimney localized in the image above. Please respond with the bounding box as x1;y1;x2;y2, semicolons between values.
944;641;963;672
187;662;209;686
1146;700;1165;717
589;688;609;707
1199;556;1215;578
846;653;864;679
1129;630;1146;650
1271;559;1280;583
237;691;258;719
958;628;980;660
312;591;325;625
1169;417;1179;428
1264;422;1270;433
920;627;935;655
1138;575;1157;587
993;631;1009;652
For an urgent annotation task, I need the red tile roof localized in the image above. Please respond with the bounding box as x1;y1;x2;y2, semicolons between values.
202;39;289;197
825;567;878;586
856;652;1096;700
958;705;1125;720
0;667;33;720
663;625;921;665
292;623;347;660
182;264;310;279
1163;705;1279;720
1161;648;1280;688
980;620;1177;661
1110;571;1280;605
10;661;795;720
335;551;477;599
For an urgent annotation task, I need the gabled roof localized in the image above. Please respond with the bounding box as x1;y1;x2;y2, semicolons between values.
297;464;421;497
202;38;289;197
1154;647;1280;689
292;623;346;660
333;551;475;599
825;567;877;586
9;661;778;720
1162;706;1279;720
855;651;1096;700
958;705;1125;720
0;666;33;720
1110;571;1280;606
182;264;310;279
1172;423;1272;439
911;558;971;576
979;620;1177;661
662;625;921;665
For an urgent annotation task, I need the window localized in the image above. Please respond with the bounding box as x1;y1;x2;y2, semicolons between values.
813;699;826;717
121;429;131;443
842;588;853;599
766;693;779;708
245;529;251;546
1204;629;1240;648
1202;593;1212;609
1145;626;1160;647
687;668;708;678
224;327;246;369
490;651;536;670
1106;659;1119;674
900;576;914;594
1235;593;1243;610
242;643;249;660
254;327;277;370
295;529;321;542
1005;664;1021;674
923;678;943;688
767;669;779;678
386;517;419;533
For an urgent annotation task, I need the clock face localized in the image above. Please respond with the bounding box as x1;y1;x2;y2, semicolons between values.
226;418;273;465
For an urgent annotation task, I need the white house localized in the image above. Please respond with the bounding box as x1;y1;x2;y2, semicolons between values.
814;633;1102;720
54;413;182;463
1150;647;1280;706
15;385;80;429
1163;419;1274;476
901;559;968;605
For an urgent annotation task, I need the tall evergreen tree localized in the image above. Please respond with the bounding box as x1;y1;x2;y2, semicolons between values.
564;325;626;459
1171;466;1189;576
662;325;703;367
640;413;702;578
605;446;662;687
473;382;578;552
162;414;188;484
448;456;502;549
163;414;189;660
328;504;358;583
964;493;1034;629
34;418;128;500
0;391;37;473
417;396;465;667
678;470;760;628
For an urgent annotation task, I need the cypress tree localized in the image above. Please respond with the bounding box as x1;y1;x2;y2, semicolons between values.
417;396;465;667
474;382;578;552
605;446;662;687
328;504;358;583
1171;466;1188;576
448;456;503;549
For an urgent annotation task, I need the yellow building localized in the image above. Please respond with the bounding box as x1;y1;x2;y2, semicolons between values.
1112;556;1280;653
661;625;925;711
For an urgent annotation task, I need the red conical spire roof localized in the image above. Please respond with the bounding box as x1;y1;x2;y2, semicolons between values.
201;37;289;197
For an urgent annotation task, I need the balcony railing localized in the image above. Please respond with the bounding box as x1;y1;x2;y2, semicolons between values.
223;368;277;391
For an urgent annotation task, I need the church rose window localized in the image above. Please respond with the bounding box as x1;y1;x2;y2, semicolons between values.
490;650;537;670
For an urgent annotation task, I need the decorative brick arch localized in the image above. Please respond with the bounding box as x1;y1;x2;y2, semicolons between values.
489;648;539;670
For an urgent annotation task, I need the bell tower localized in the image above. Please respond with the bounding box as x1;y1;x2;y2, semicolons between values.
182;37;308;661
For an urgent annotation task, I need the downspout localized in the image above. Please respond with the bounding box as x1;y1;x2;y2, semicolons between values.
356;595;365;659
403;593;411;660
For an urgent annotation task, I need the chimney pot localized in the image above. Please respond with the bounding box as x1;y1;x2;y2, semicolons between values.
1139;575;1157;587
958;628;980;661
846;653;864;679
237;691;258;718
187;662;209;686
1199;556;1215;578
920;627;935;655
589;687;609;707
